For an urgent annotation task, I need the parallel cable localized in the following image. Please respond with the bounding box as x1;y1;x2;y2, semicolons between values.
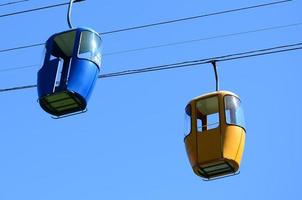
1;42;301;93
0;0;29;7
101;0;293;35
2;22;301;74
0;42;44;53
0;0;294;54
0;84;36;92
0;0;83;19
0;64;37;73
1;21;301;55
0;0;292;20
99;43;302;78
104;22;302;56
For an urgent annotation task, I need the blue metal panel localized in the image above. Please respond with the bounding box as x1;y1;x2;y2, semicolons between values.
37;58;59;97
67;59;99;102
37;27;102;116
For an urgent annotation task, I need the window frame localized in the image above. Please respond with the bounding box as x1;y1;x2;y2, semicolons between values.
184;104;192;138
52;30;77;59
223;94;246;130
77;30;102;67
195;94;221;133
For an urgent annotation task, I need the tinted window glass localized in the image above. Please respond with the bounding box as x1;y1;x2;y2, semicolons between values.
224;95;245;129
196;96;219;132
78;31;102;66
184;104;192;136
53;31;76;57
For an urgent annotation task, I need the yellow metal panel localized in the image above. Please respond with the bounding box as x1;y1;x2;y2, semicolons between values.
197;128;222;163
184;101;198;168
184;134;197;167
185;91;245;179
235;131;245;165
223;126;243;160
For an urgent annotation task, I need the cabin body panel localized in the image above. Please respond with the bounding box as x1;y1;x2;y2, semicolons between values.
197;129;221;163
222;126;244;163
185;134;197;167
67;59;99;101
37;28;102;116
184;101;198;167
235;131;245;165
37;58;60;97
184;91;246;179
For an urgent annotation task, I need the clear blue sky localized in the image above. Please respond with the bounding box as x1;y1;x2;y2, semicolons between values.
0;0;301;199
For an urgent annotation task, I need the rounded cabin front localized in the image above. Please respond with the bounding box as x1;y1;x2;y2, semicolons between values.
184;91;246;179
37;28;102;117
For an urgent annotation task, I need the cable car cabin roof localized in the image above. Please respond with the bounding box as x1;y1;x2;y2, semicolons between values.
46;27;101;55
186;90;240;106
48;27;101;40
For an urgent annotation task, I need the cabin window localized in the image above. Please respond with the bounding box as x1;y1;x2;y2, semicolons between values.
53;31;76;58
224;95;245;129
184;104;192;136
48;31;76;88
196;96;220;132
78;31;102;66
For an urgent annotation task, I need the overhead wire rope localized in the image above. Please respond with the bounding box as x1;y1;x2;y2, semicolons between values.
1;21;301;73
100;0;293;35
99;43;302;78
0;0;29;7
0;0;83;18
0;42;44;54
1;42;301;93
0;0;294;54
103;22;302;56
0;64;37;73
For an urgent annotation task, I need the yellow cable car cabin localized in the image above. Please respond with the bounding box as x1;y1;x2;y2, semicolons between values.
184;91;245;180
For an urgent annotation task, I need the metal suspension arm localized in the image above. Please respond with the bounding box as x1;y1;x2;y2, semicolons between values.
211;61;219;91
67;0;85;29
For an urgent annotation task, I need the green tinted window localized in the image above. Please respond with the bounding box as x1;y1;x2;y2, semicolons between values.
53;31;76;57
196;96;220;132
224;95;245;129
78;31;102;66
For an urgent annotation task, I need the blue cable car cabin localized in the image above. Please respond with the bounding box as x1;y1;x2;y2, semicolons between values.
37;28;102;117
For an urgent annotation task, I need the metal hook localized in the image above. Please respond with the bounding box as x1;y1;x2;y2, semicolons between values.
211;61;219;91
67;0;85;29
